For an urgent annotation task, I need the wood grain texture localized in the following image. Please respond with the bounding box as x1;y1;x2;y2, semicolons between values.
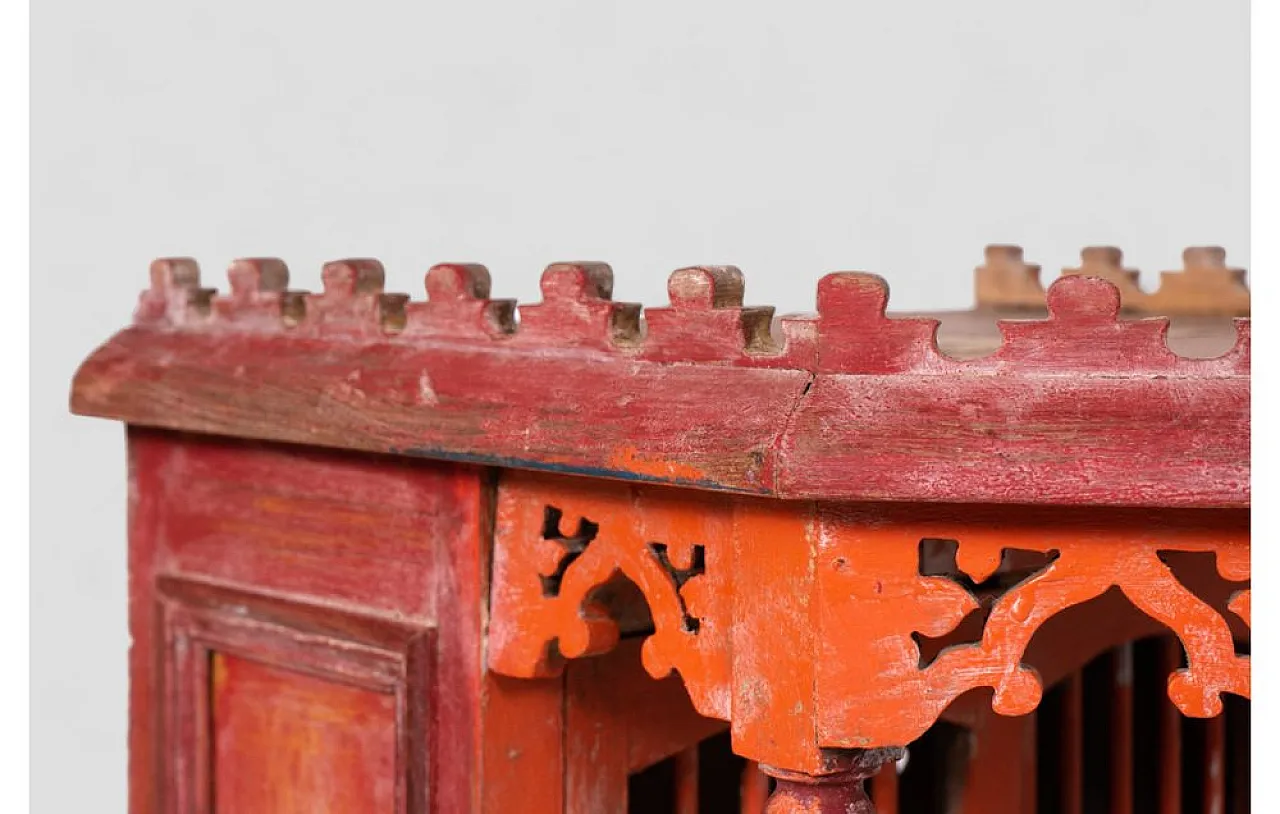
489;472;1250;766
210;654;399;813
564;639;726;813
86;250;1253;813
129;430;502;813
73;258;1249;509
979;245;1250;316
783;273;1248;508
156;574;434;813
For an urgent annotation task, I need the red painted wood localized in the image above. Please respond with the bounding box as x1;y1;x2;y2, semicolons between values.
1112;644;1135;814
1063;674;1083;814
154;572;434;812
79;254;1252;813
761;752;899;814
127;429;497;813
73;264;1249;509
958;709;1037;814
211;653;399;813
674;747;699;814
1205;712;1227;814
741;762;771;814
869;763;898;813
127;430;165;814
1159;637;1184;814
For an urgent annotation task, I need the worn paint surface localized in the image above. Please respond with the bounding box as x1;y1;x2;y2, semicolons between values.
126;430;724;814
76;251;1253;813
72;254;1249;508
127;431;455;812
210;653;399;813
489;472;1250;775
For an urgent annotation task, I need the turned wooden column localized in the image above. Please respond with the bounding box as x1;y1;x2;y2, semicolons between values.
761;751;903;814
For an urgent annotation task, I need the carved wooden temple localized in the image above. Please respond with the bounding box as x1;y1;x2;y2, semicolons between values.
71;245;1250;813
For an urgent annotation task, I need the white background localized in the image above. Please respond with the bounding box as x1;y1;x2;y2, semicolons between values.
31;1;1248;810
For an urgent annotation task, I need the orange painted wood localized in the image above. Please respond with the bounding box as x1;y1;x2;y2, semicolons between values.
478;674;565;814
210;653;399;813
565;653;631;814
489;469;1250;782
564;638;727;812
73;248;1252;814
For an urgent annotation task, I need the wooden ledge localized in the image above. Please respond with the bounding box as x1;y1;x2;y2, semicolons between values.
71;255;1250;509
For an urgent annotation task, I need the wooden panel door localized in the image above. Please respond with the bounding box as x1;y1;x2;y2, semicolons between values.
127;430;491;813
157;576;434;813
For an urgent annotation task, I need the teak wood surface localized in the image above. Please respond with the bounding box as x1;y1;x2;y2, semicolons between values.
71;246;1250;813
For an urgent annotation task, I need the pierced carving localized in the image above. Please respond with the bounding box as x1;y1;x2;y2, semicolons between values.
488;475;732;721
488;473;1249;772
537;505;599;598
815;508;1250;748
647;541;706;633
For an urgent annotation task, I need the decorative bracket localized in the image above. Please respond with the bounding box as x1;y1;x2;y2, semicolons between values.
488;472;1250;776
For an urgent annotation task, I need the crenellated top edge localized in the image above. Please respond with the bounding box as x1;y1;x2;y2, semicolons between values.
131;246;1250;377
978;245;1250;317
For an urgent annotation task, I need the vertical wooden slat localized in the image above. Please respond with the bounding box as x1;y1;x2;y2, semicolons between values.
1112;644;1135;814
959;711;1037;814
1231;698;1250;814
1205;712;1226;814
740;761;771;814
1159;637;1183;814
565;656;629;814
674;747;699;814
1022;711;1038;814
1063;673;1084;814
870;760;899;814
